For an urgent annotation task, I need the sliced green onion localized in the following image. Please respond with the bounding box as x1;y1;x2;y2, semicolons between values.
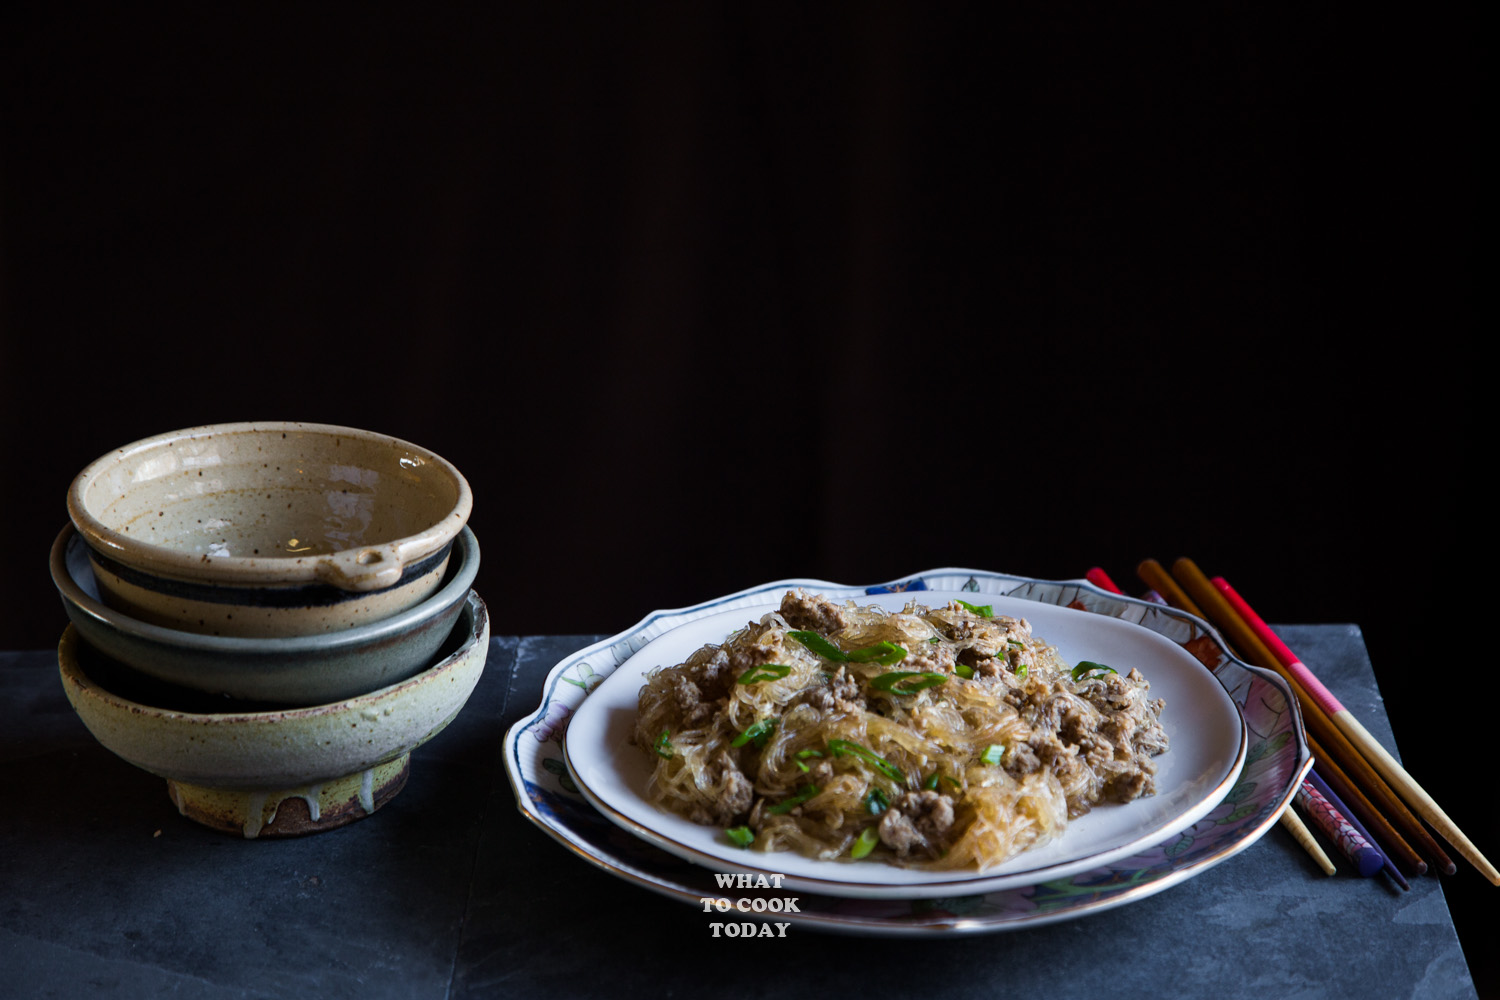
954;663;975;679
738;662;793;684
1014;662;1029;679
828;739;907;782
927;636;942;644
796;747;826;772
731;717;778;748
869;671;947;695
725;825;754;848
1071;661;1117;682
955;599;993;617
1008;638;1025;648
980;744;1004;765
787;630;848;661
850;826;881;859
767;784;821;815
865;788;890;815
847;641;908;666
654;729;675;759
923;773;940;790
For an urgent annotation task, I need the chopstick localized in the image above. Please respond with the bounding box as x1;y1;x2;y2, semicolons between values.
1087;564;1336;875
1213;577;1498;887
1138;558;1426;877
1135;560;1209;644
1085;566;1123;593
1168;558;1459;876
1295;773;1382;877
1208;579;1425;878
1299;768;1406;886
1304;727;1424;879
1139;558;1428;879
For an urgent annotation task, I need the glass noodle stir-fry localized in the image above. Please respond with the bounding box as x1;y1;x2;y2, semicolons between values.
633;591;1168;869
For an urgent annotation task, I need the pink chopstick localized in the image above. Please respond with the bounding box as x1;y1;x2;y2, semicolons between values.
1212;576;1497;884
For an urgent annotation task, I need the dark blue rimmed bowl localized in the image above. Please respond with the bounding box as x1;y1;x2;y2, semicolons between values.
50;523;480;706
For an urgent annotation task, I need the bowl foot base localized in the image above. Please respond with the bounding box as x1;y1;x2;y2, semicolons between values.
166;755;412;838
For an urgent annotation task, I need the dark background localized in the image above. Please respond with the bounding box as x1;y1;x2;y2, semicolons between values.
2;4;1486;993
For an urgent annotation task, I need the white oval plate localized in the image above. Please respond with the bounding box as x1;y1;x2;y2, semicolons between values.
563;589;1247;899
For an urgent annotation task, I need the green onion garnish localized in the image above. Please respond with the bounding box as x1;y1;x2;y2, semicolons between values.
1071;661;1117;681
850;826;881;859
869;671;947;695
1014;663;1029;679
731;718;778;748
847;641;908;666
787;631;849;661
955;599;993;617
928;636;941;644
865;788;890;815
654;729;674;759
767;784;821;815
738;663;793;684
923;773;940;790
828;739;907;782
1008;638;1025;648
954;663;975;679
980;744;1004;765
725;825;754;848
796;748;825;772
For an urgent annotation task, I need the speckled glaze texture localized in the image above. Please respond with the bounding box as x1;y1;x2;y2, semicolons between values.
66;421;473;636
57;590;490;838
51;523;481;704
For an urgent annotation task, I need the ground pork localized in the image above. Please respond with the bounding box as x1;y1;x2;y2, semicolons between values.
778;591;848;634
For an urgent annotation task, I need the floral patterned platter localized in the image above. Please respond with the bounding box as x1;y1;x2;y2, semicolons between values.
503;569;1312;936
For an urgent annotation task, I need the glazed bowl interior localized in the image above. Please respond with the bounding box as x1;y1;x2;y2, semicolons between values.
68;422;472;590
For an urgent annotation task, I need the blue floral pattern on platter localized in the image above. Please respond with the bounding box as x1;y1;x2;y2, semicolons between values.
503;569;1311;935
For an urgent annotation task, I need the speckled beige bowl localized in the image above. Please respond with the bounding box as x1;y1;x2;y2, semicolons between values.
67;422;473;637
58;591;489;838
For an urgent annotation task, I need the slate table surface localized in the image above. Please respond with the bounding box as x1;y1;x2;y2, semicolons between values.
0;626;1478;999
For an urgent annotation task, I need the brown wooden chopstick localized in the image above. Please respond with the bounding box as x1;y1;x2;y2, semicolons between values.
1168;557;1457;875
1135;559;1205;628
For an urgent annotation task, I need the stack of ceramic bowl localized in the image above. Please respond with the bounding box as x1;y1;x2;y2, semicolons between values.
48;422;488;839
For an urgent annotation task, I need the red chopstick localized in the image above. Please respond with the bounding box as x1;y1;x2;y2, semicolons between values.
1212;577;1496;885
